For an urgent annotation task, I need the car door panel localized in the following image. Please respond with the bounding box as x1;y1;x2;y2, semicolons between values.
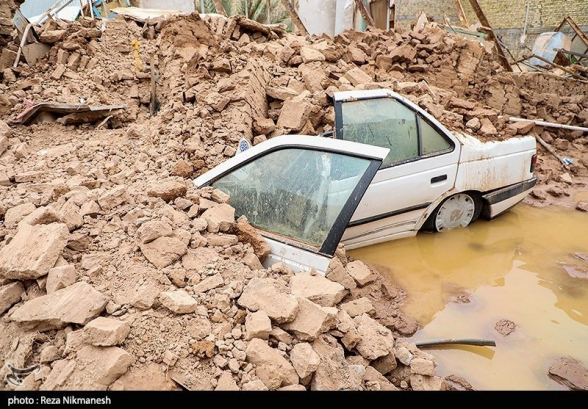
193;135;389;274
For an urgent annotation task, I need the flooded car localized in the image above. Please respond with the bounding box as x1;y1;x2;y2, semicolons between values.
193;90;538;274
330;89;538;249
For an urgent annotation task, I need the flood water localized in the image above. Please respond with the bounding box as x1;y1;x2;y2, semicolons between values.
349;201;588;391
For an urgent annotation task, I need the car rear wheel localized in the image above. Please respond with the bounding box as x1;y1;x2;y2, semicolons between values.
423;193;481;232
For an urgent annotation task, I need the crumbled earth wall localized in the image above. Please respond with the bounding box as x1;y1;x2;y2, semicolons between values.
0;11;587;391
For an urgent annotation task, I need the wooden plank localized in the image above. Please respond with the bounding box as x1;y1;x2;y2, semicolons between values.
279;0;309;36
369;0;388;30
211;0;228;17
389;0;395;29
554;48;588;59
562;16;588;49
534;134;570;171
467;0;512;72
529;53;586;81
454;0;469;27
354;0;375;27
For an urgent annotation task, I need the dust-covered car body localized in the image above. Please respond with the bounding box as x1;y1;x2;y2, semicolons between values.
331;89;538;249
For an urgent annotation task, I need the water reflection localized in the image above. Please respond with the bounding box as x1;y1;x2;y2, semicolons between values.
349;203;588;390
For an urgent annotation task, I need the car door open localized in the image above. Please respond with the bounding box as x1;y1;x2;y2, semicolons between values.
193;135;389;274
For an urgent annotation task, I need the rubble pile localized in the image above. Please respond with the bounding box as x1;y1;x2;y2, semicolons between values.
0;10;587;391
0;1;22;49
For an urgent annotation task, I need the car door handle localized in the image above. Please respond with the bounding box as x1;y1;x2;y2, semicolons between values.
431;175;447;183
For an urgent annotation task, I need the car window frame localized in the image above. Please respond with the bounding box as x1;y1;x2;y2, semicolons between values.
334;95;456;169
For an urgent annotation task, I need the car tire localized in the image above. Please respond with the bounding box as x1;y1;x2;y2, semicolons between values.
422;192;482;232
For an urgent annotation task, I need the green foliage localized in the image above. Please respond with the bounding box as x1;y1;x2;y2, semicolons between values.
200;0;234;14
198;0;293;31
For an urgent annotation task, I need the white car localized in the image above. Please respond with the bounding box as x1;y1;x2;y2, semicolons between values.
193;89;537;274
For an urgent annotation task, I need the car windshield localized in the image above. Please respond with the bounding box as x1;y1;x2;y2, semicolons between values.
341;97;419;166
211;148;372;248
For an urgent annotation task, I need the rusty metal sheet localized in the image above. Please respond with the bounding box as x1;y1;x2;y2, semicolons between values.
13;103;127;125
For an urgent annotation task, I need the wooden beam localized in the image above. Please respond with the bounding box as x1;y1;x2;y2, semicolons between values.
211;0;228;17
454;0;469;27
389;1;395;29
562;16;588;49
467;0;512;72
529;54;586;81
354;0;375;27
279;0;308;36
534;134;570;171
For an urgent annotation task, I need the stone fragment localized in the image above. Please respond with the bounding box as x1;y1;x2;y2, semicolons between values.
277;98;311;131
479;117;497;136
353;314;395;360
548;357;588;391
282;297;337;341
410;374;446;391
245;310;272;340
344;67;372;86
19;206;61;227
290;342;320;379
339;297;375;317
235;216;270;262
64;330;86;355
135;221;173;244
41;346;133;390
193;274;224;294
364;366;399;391
325;257;356;290
9;282;108;331
83;317;131;346
300;47;326;63
46;265;76;294
311;334;362;390
289;273;346;307
0;223;69;280
171;160;193;177
159;290;198;314
4;203;36;229
509;120;535;135
215;372;239;391
245;338;299;390
98;186;128;210
346;260;376;286
40;346;61;363
238;278;298;324
140;236;188;269
147;179;187;202
0;282;24;314
201;203;235;233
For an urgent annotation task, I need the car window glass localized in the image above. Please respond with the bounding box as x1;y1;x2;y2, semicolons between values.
341;98;418;166
420;117;452;155
211;148;372;248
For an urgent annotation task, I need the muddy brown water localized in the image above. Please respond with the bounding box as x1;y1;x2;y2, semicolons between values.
349;200;588;390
